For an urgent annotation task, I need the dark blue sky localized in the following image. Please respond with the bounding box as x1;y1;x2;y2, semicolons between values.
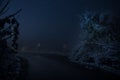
6;0;120;51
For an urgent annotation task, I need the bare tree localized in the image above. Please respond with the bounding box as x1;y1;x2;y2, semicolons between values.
0;0;11;16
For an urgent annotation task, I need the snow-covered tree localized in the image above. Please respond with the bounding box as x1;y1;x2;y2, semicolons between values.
69;11;120;75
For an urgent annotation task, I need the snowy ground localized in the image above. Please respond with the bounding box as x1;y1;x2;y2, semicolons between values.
17;52;119;80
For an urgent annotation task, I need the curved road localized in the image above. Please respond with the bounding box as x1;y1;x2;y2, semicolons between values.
18;52;119;80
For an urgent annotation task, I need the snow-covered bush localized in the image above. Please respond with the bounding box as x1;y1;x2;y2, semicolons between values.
69;11;120;75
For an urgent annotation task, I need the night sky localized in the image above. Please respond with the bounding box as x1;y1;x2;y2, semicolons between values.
6;0;120;51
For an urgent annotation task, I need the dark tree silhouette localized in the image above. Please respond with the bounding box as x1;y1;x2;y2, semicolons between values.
0;0;28;80
0;0;22;52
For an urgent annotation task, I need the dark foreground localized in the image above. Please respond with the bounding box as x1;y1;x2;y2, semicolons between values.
18;52;119;80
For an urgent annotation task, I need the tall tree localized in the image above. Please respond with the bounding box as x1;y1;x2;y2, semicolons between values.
0;0;21;52
0;1;28;80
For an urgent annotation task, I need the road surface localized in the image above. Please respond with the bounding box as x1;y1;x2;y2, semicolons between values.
18;52;119;80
